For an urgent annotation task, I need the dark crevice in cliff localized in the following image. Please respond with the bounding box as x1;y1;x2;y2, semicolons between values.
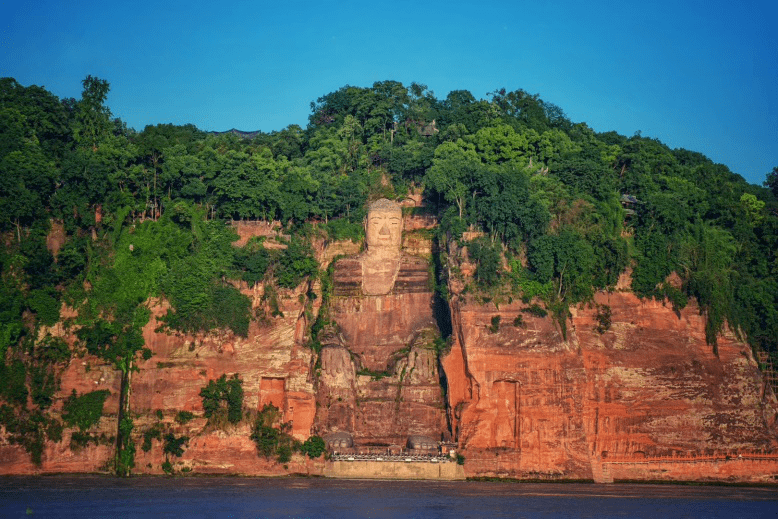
437;354;453;439
430;238;455;439
431;239;452;339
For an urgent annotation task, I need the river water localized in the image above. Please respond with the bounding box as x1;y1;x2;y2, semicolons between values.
1;476;775;518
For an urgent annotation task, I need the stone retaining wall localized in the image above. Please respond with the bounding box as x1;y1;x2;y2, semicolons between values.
325;460;465;480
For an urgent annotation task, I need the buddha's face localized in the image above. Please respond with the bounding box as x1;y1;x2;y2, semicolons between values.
365;203;402;251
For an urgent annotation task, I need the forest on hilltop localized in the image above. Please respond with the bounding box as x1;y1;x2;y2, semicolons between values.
1;76;778;464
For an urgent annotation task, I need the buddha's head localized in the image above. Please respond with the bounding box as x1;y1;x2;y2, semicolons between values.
365;198;402;252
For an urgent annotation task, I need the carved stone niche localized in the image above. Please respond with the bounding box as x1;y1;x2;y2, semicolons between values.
324;431;354;452
407;435;438;452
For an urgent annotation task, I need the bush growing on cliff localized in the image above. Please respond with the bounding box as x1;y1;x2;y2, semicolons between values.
26;287;60;326
0;359;28;406
594;304;612;334
142;423;162;452
250;403;297;462
199;374;243;425
163;432;189;458
521;304;548;318
467;237;501;288
0;406;54;465
34;334;70;365
175;410;194;424
62;389;109;432
233;238;270;286
29;364;57;409
75;316;148;373
274;236;318;289
489;315;501;333
299;435;326;459
161;263;252;337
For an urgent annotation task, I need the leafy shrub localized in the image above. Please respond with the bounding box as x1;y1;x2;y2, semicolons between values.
56;236;88;280
199;374;243;425
299;435;326;459
467;237;501;288
0;407;51;465
21;237;58;290
161;278;251;337
521;304;548;318
46;419;63;442
142;424;162;452
275;237;318;289
594;304;612;334
0;359;28;406
116;416;135;476
234;243;270;286
175;410;194;424
34;335;70;364
69;431;101;450
209;285;251;337
75;318;147;372
506;258;553;301
163;432;189;458
489;315;501;333
155;217;251;336
26;288;60;326
324;217;364;243
76;319;115;358
62;389;109;431
250;404;296;462
30;365;57;409
277;443;293;463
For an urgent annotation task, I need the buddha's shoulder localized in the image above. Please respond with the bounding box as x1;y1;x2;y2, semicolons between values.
399;255;429;269
332;257;362;296
394;255;431;294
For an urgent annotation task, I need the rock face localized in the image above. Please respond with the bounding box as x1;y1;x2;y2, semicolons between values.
443;280;778;481
2;216;777;482
131;290;316;442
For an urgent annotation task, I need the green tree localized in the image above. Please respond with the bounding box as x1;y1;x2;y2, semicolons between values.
425;140;481;217
475;164;549;245
73;75;112;151
763;166;778;198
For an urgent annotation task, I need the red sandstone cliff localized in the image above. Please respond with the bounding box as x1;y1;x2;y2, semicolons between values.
442;270;778;482
2;220;777;483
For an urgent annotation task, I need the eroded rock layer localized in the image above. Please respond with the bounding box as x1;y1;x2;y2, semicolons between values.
1;230;776;482
443;285;778;481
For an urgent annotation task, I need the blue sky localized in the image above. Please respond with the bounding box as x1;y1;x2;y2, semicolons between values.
2;0;776;185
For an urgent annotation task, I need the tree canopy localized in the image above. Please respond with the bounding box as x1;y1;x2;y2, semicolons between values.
0;75;776;388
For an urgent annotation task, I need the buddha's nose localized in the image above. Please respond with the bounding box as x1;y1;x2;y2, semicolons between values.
379;224;391;236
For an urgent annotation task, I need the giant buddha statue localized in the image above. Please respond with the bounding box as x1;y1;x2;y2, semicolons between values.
315;198;447;448
331;198;437;370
